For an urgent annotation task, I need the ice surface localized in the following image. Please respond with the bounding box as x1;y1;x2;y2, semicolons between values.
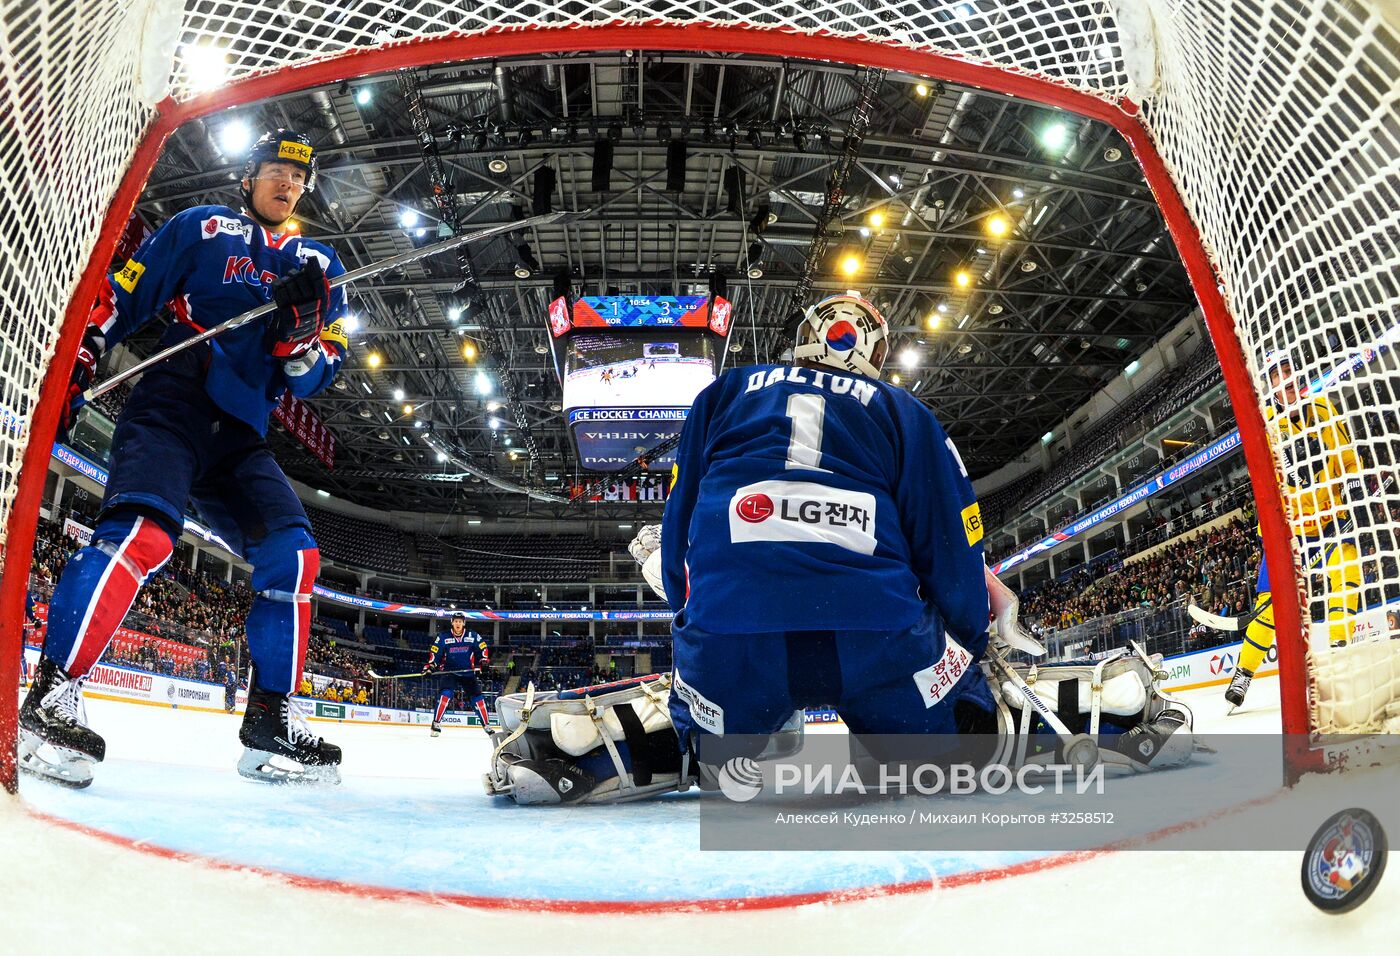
4;675;1398;954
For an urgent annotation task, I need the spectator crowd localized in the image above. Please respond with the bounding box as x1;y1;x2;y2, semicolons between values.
1021;509;1260;635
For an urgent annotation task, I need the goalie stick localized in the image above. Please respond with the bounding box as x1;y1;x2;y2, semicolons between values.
1187;472;1395;632
85;210;580;402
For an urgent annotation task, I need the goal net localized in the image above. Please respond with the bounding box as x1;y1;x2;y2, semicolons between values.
0;1;1396;789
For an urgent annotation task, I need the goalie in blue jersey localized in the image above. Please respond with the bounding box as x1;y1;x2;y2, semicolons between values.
486;294;1197;805
658;293;997;744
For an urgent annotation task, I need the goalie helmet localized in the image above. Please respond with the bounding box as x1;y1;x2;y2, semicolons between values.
242;129;318;193
792;293;889;380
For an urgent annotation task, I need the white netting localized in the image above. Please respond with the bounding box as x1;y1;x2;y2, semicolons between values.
0;1;1396;746
1140;0;1400;735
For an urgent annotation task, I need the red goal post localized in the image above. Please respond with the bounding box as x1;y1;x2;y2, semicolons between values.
2;2;1396;791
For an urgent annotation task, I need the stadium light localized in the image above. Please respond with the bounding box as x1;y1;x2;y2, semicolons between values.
462;341;478;361
340;313;359;334
1041;431;1054;444
889;374;901;386
399;208;420;229
1125;360;1141;376
1012;188;1025;200
403;403;414;415
899;348;919;370
926;314;941;331
839;254;862;276
366;352;382;369
986;215;1010;238
475;371;492;396
867;210;886;229
219;120;251;155
954;270;972;288
392;387;405;401
183;43;228;92
1041;122;1069;151
355;87;372;106
914;83;929;97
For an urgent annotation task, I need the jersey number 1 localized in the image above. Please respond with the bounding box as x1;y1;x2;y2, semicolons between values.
785;393;831;472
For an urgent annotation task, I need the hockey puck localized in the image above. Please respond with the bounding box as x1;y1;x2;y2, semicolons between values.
1301;808;1387;914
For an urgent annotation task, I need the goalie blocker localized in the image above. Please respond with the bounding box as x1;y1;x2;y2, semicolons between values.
484;646;1196;806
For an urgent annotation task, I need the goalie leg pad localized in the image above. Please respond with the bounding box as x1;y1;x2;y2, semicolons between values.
986;644;1198;774
487;676;692;804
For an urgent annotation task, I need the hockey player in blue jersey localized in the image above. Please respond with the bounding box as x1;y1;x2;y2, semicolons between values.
660;292;998;750
424;613;493;736
20;129;348;787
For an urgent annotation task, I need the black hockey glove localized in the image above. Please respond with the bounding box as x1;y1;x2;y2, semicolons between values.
266;257;330;359
57;327;104;445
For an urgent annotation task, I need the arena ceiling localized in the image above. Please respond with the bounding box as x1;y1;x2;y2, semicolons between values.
124;50;1198;518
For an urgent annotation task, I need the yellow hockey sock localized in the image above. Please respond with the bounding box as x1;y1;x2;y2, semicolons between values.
1240;593;1275;675
1324;541;1361;644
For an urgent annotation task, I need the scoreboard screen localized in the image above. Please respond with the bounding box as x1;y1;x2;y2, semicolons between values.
549;294;731;473
562;331;716;411
548;294;733;337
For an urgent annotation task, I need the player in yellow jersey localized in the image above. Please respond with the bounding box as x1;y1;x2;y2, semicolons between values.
1227;350;1365;708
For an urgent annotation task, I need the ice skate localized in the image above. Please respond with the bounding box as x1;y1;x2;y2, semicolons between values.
17;656;105;789
1224;667;1253;713
237;683;342;785
430;722;442;737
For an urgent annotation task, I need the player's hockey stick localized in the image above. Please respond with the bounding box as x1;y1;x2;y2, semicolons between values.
1187;472;1394;632
367;668;478;680
85;210;579;402
983;646;1100;768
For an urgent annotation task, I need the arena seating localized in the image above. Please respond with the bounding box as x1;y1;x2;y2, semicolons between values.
305;504;410;575
995;346;1224;519
442;534;609;583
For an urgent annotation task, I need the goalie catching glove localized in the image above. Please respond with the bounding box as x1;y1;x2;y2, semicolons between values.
985;564;1046;657
628;523;666;602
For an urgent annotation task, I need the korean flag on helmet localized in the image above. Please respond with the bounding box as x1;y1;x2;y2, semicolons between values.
793;293;889;379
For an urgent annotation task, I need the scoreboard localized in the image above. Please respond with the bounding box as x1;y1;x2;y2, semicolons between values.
546;294;734;472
